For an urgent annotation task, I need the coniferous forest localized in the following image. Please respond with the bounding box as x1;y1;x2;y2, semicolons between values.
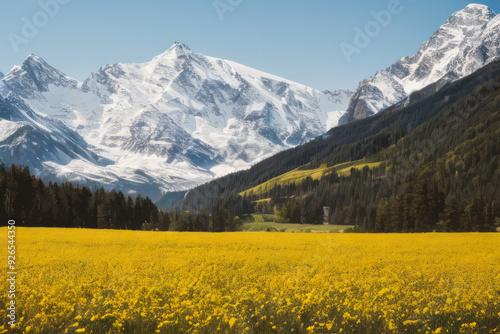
0;164;242;232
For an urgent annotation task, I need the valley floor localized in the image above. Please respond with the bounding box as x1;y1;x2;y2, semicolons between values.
2;228;500;333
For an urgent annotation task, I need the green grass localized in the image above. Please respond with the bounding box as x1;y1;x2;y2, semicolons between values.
241;215;352;233
335;161;383;176
240;158;383;196
247;214;275;223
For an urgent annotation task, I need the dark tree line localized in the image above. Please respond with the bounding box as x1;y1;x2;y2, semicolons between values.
0;163;244;232
0;163;165;229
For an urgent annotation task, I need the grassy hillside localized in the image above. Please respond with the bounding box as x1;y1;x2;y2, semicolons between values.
240;159;383;197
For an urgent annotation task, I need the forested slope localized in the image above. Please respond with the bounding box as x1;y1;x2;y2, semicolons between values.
174;60;500;232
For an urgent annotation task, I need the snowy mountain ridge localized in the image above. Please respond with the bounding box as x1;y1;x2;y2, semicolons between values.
0;44;352;199
340;3;500;124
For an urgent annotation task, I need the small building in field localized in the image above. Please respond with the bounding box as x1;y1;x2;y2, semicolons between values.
323;206;330;225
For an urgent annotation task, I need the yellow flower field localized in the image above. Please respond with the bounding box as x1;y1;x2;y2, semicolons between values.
1;228;500;333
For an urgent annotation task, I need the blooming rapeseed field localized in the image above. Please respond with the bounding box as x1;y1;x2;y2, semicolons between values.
1;228;499;333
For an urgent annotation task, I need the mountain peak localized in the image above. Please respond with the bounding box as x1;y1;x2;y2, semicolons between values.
24;53;44;64
153;42;193;62
22;54;55;72
3;54;78;97
444;4;495;28
171;42;191;51
464;3;494;14
166;42;192;56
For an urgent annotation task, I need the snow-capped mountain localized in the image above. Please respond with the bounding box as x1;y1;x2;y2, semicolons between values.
0;93;99;174
79;43;348;161
0;45;352;199
340;4;500;124
2;55;79;100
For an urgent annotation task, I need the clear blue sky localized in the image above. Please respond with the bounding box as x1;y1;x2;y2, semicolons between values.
1;0;499;91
